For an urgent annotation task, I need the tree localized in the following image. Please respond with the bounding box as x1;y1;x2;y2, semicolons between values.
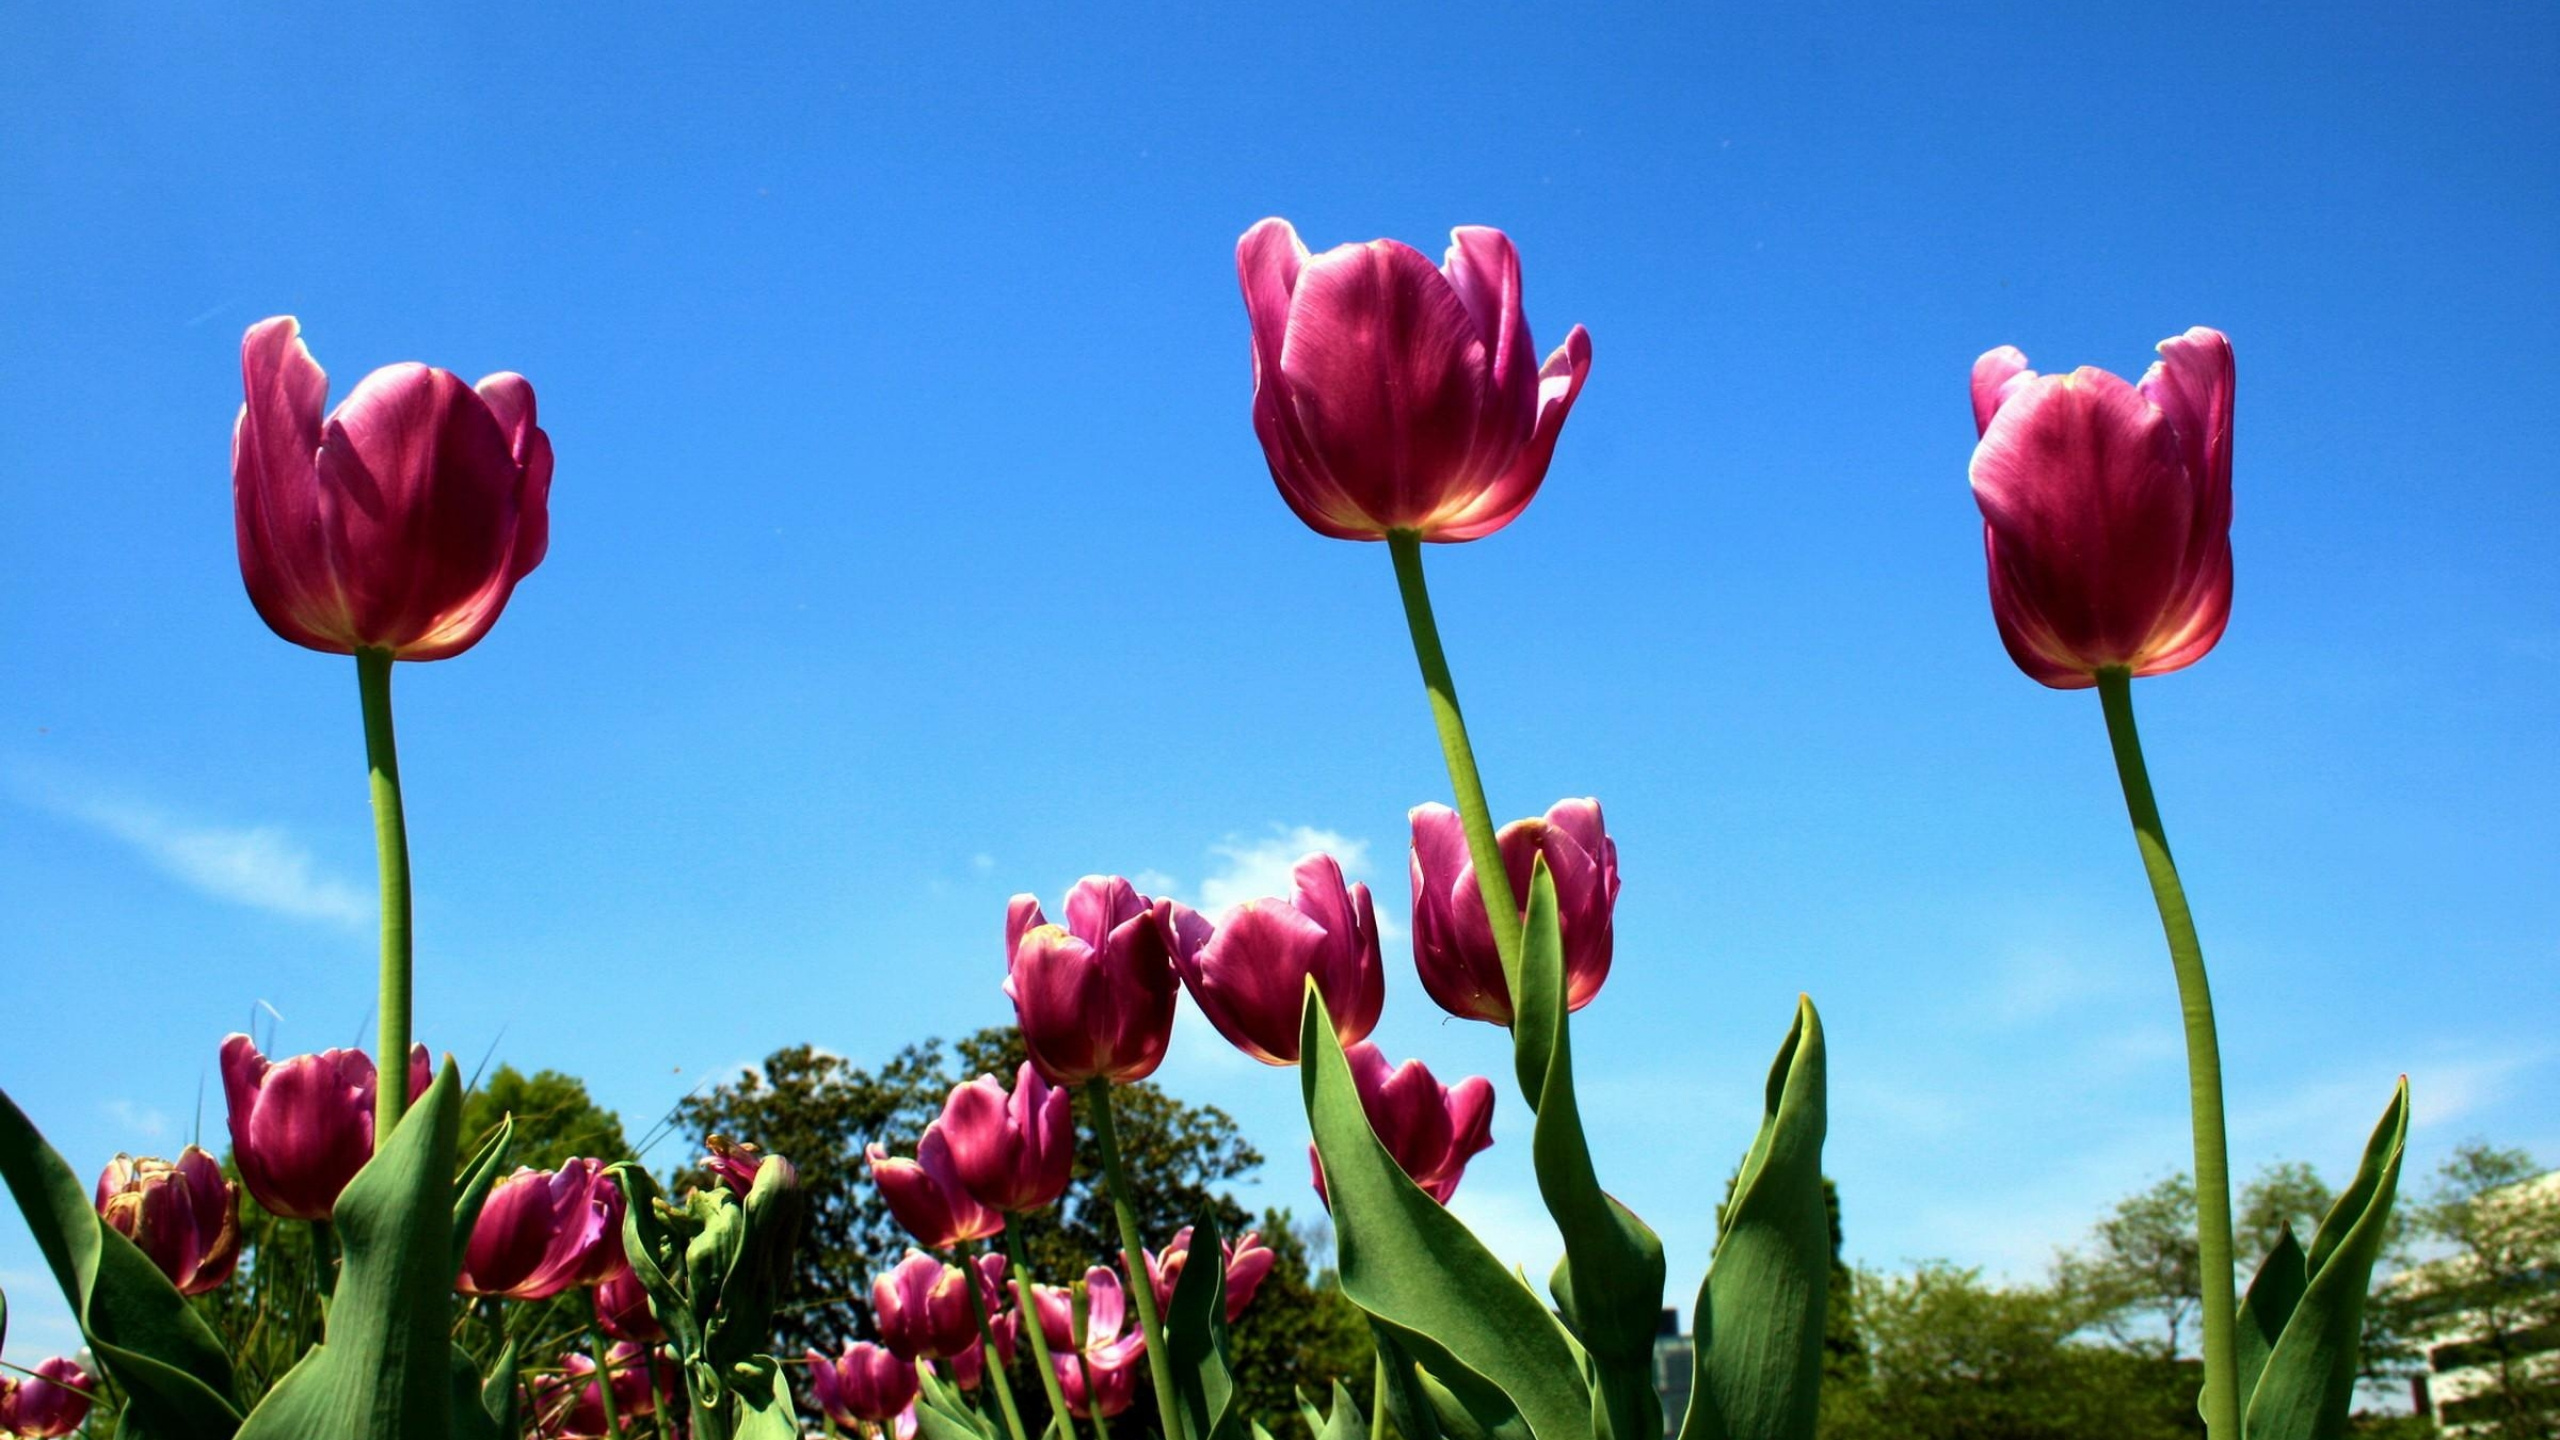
461;1064;634;1170
2053;1174;2204;1360
2387;1145;2560;1438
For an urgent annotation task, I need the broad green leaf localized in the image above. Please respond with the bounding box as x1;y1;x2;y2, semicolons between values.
1308;1380;1367;1440
0;1084;242;1438
236;1063;465;1440
448;1341;515;1440
725;1353;804;1440
1680;998;1829;1440
1514;859;1667;1440
1301;988;1592;1440
1165;1205;1241;1440
916;1362;1000;1440
2243;1079;2408;1440
610;1164;705;1362
1370;1326;1444;1440
450;1113;515;1278
2231;1225;2308;1413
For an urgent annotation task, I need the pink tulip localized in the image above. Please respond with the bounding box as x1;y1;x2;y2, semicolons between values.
94;1145;242;1295
1410;798;1620;1026
0;1358;94;1438
872;1250;1002;1361
702;1134;773;1197
1309;1043;1495;1206
528;1342;670;1438
937;1063;1075;1213
220;1034;432;1220
1967;328;2235;688
1054;1346;1142;1420
946;1309;1019;1393
232;316;552;660
1170;853;1382;1066
1004;877;1183;1086
808;1342;919;1426
591;1260;666;1343
457;1158;625;1301
868;1131;1004;1249
1145;1225;1277;1323
1236;218;1593;543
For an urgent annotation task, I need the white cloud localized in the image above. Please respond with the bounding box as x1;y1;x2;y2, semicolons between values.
1196;826;1375;913
103;1098;172;1140
970;853;997;874
16;779;368;928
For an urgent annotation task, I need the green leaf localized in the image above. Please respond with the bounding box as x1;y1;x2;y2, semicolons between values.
236;1062;466;1440
2243;1078;2408;1440
1301;987;1593;1440
1679;997;1829;1440
609;1164;705;1362
1165;1205;1242;1440
725;1353;805;1440
450;1113;515;1279
0;1083;242;1438
1315;1380;1368;1440
2231;1225;2308;1413
1370;1326;1444;1440
447;1341;515;1440
1514;858;1668;1440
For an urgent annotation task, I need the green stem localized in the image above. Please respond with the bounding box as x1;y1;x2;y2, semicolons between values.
1369;1352;1387;1440
960;1245;1031;1440
1081;1080;1185;1440
309;1217;338;1310
1387;534;1524;1006
2096;669;2239;1440
1077;1347;1109;1440
1004;1227;1082;1440
588;1327;627;1440
355;649;414;1143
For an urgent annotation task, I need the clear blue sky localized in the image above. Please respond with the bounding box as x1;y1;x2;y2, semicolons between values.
4;3;2554;1356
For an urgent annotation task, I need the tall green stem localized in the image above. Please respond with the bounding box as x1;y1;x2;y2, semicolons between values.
1369;1352;1387;1440
588;1327;627;1440
959;1245;1031;1440
1004;1227;1085;1440
355;649;414;1143
1388;534;1524;998
2096;669;2239;1439
1081;1081;1185;1440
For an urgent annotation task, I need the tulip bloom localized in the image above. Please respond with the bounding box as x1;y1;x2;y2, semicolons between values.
529;1343;671;1438
937;1062;1074;1213
1171;853;1382;1066
1310;1043;1495;1206
702;1134;773;1198
1967;328;2235;688
457;1159;625;1301
1004;877;1183;1086
872;1250;1004;1361
807;1342;919;1427
232;316;553;660
1410;798;1620;1026
1145;1225;1276;1323
868;1130;1005;1249
1055;1346;1141;1421
94;1146;242;1295
220;1034;431;1220
946;1309;1019;1393
0;1358;94;1438
591;1261;665;1343
1236;219;1593;544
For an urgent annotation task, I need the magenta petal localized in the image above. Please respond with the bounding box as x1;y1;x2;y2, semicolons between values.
1439;226;1535;395
233;317;340;651
2139;327;2234;499
1181;899;1331;1065
1971;346;2035;437
1436;323;1591;542
1237;218;1308;386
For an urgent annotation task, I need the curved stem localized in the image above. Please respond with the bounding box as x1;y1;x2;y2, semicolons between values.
1388;535;1523;1003
2096;670;2239;1439
356;649;414;1142
959;1245;1031;1440
1003;1227;1082;1440
1081;1081;1184;1440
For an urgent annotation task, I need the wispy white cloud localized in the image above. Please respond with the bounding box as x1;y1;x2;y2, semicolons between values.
1146;824;1403;940
103;1098;173;1140
18;782;370;928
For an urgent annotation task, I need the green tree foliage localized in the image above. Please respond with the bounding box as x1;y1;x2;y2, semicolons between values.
2384;1144;2560;1438
460;1064;634;1170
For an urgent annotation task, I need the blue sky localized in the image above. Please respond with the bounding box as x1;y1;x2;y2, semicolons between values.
3;2;2554;1358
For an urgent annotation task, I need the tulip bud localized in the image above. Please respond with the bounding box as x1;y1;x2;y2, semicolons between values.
807;1342;919;1427
1170;853;1382;1065
1003;877;1182;1086
219;1033;432;1221
1967;328;2235;688
232;317;552;660
1309;1043;1495;1207
591;1261;666;1343
94;1145;242;1295
937;1063;1075;1214
1410;798;1620;1026
1146;1225;1278;1323
0;1357;94;1438
1236;219;1592;543
871;1250;993;1361
457;1158;625;1301
867;1129;1004;1250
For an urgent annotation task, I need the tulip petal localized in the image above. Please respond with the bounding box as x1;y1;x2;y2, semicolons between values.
1438;323;1591;542
233;317;341;651
1440;226;1535;393
1237;218;1307;388
1971;346;2034;437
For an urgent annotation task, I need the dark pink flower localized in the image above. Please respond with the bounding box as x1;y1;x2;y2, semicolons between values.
808;1342;918;1427
1237;219;1592;543
1410;798;1620;1026
232;317;552;660
456;1158;625;1301
1310;1043;1495;1207
1171;853;1382;1066
219;1033;431;1221
0;1357;94;1438
591;1261;665;1343
1145;1225;1277;1323
867;1130;1004;1249
937;1063;1074;1214
1031;1268;1148;1411
1003;877;1182;1086
94;1145;241;1295
1968;328;2235;688
872;1250;1001;1362
528;1342;670;1438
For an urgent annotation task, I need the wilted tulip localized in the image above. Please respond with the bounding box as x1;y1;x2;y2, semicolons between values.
232;316;553;660
591;1261;665;1343
457;1158;625;1301
1171;853;1382;1066
937;1063;1074;1213
94;1146;241;1295
1145;1225;1277;1323
528;1343;670;1438
867;1130;1004;1249
1967;328;2235;688
872;1250;1002;1362
1004;877;1183;1086
1310;1043;1495;1206
1410;798;1620;1025
807;1341;919;1426
220;1034;431;1220
0;1357;94;1438
1236;218;1593;543
701;1134;770;1197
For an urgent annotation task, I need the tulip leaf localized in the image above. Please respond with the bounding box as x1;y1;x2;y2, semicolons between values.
2231;1224;2308;1414
916;1363;1002;1440
611;1164;707;1362
1371;1325;1445;1440
447;1341;516;1440
1679;997;1829;1440
1514;857;1668;1440
449;1112;515;1278
1297;1380;1367;1440
1301;988;1593;1440
235;1061;465;1439
1164;1205;1242;1440
2242;1078;2408;1440
0;1083;243;1438
724;1353;803;1440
